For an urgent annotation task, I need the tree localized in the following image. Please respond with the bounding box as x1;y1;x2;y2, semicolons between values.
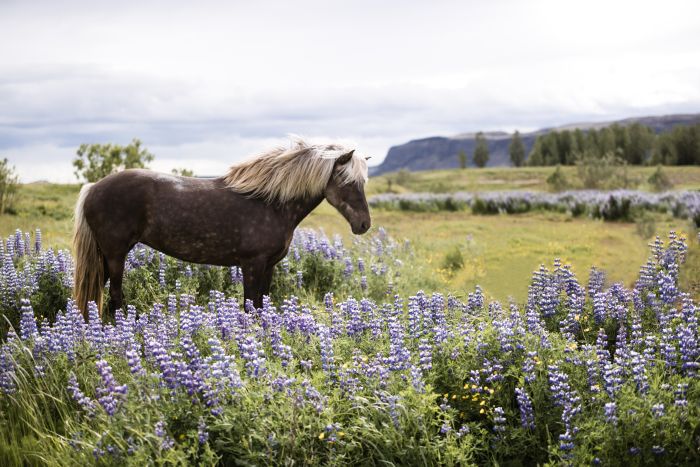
458;150;468;169
625;123;653;165
73;138;155;182
172;168;195;177
473;132;489;168
0;158;20;215
509;131;525;167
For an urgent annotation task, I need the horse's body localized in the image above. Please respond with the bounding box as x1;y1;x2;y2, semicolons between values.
73;138;370;319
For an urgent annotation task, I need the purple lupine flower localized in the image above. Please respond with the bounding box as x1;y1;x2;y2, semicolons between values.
155;420;175;450
343;257;353;278
230;266;243;284
385;394;400;428
197;418;209;445
385;311;411;371
467;285;484;313
125;347;145;376
492;407;506;434
522;351;538;383
239;334;267;378
630;351;648;394
482;359;504;385
95;359;127;416
592;291;607;324
678;295;699;376
587;267;606;299
299;380;325;413
34;228;42;254
418;338;432;372
604;402;617;425
559;429;574;456
602;363;622;399
652;445;665;456
407;294;423;340
318;325;336;379
86;302;105;353
343;298;364;337
515;387;535;430
148;338;179;389
0;343;16;394
67;372;96;416
651;403;665;418
19;299;38;340
674;383;688;408
410;365;425;393
596;328;610;366
158;253;166;288
439;422;451;434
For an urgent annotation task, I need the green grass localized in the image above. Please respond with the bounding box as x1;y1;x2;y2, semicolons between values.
0;183;79;250
302;203;699;303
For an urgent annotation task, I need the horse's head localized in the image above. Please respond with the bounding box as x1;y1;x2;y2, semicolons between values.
324;150;371;235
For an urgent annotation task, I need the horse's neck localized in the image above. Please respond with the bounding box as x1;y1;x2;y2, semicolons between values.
285;194;325;228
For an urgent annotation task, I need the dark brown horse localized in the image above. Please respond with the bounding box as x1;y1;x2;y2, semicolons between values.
73;138;371;320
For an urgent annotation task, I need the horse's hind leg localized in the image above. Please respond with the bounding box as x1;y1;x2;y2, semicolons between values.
105;253;127;321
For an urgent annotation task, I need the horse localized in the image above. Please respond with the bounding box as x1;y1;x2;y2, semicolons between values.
72;137;371;320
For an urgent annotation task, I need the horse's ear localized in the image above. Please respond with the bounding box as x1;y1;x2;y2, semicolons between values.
336;150;354;165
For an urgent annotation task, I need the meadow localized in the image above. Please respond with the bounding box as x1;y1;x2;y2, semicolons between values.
0;168;699;465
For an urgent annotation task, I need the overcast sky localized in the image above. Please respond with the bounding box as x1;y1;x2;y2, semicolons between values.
1;0;699;182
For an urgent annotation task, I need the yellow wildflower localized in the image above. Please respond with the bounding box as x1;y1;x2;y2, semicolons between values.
319;432;325;440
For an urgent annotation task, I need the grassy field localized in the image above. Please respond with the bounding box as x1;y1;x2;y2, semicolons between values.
368;165;700;194
2;176;698;302
2;171;700;465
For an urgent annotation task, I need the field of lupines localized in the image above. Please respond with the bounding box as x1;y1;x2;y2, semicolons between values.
0;227;699;465
370;190;700;226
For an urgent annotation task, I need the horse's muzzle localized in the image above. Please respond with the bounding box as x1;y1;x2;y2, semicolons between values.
352;220;371;235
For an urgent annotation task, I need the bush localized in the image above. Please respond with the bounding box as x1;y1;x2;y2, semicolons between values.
546;165;569;192
575;151;634;189
441;246;464;273
0;158;19;216
635;212;657;238
648;166;673;192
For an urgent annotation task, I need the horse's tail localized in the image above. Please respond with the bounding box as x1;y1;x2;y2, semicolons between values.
73;183;104;319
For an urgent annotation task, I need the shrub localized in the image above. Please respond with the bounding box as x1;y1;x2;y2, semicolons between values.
441;246;464;273
546;165;569;192
648;166;673;192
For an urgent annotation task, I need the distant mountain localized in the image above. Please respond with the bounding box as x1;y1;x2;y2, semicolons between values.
371;113;700;175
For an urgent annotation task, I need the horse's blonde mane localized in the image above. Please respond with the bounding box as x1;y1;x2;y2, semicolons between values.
223;137;368;203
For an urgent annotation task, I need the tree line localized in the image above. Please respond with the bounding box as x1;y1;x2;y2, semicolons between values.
458;123;700;168
527;123;700;166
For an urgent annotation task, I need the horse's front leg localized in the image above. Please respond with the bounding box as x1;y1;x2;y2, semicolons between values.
242;258;274;311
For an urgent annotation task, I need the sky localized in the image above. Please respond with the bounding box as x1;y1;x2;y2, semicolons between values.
1;0;699;182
